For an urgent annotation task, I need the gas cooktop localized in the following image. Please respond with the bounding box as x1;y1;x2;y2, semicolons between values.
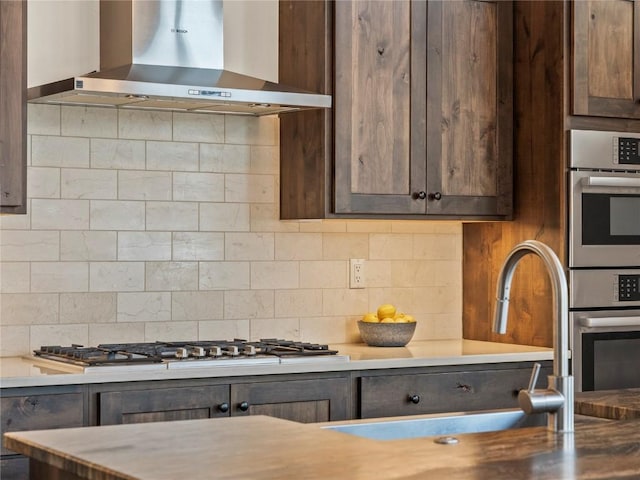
31;339;349;373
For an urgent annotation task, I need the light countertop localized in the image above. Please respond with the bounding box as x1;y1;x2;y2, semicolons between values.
0;339;553;389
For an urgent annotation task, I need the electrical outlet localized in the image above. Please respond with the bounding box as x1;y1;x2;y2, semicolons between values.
350;258;365;289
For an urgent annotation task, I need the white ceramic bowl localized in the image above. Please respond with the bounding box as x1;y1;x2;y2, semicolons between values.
357;320;416;347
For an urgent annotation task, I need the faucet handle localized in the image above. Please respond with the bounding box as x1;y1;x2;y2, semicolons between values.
526;362;541;392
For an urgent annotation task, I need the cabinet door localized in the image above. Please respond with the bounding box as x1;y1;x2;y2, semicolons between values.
333;0;428;215
230;377;350;423
426;0;513;217
99;385;230;425
360;365;550;419
573;0;640;118
0;0;27;214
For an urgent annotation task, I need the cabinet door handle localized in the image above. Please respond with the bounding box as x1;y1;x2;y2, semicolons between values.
429;192;442;201
218;402;229;413
408;394;421;404
413;191;427;200
238;401;250;412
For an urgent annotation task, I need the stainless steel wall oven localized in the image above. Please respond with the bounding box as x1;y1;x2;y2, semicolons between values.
569;130;640;391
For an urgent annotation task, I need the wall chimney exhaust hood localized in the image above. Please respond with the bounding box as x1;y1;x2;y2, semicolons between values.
27;0;331;116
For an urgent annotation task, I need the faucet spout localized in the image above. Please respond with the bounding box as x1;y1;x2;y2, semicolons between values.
493;240;574;433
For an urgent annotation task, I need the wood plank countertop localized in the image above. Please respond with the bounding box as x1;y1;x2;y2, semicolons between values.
575;388;640;420
4;414;639;479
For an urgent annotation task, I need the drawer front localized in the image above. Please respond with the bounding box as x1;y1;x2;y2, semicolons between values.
1;392;85;456
360;367;550;419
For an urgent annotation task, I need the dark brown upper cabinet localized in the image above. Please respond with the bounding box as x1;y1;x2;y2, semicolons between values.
0;1;27;214
279;0;513;220
572;0;640;119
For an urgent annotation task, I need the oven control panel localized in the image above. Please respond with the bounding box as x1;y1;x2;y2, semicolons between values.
615;137;640;165
616;275;640;301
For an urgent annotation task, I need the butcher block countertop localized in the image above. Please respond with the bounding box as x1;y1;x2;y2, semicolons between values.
575;388;640;420
0;340;553;388
4;414;639;479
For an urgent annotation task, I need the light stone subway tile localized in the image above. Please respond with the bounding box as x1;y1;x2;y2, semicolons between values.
300;316;360;344
172;232;224;261
90;200;145;230
117;292;171;322
225;173;274;203
144;321;198;341
0;326;30;356
27;104;60;135
61;168;117;199
60;292;117;324
225;116;277;146
147;141;199;171
225;233;274;261
199;262;250;290
28;167;60;198
250;146;279;174
31;199;89;230
390;260;461;287
118;170;172;201
91;138;146;170
200;203;250;232
251;261;298;290
391;220;462;234
322;233;369;260
368;287;462;316
321;289;369;317
0;231;59;261
0;262;30;293
299;261;347;289
250;204;299;233
346;220;392;233
31;136;90;167
30;324;89;352
224;290;274;319
89;322;146;345
0;293;59;325
275;233;323;260
200;143;250;173
90;262;145;292
416;313;462;340
173;112;224;143
413;233;463;261
146;202;199;231
298;220;347;233
61;231;117;261
364;260;393;288
173;172;224;202
61;106;118;138
369;234;414;260
274;289;322;318
31;262;88;293
172;291;224;321
118;232;171;261
118;110;172;140
367;287;417;315
146;262;198;291
249;317;299;342
199;319;250;340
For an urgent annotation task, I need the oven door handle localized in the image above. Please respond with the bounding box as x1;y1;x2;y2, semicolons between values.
581;176;640;189
579;316;640;328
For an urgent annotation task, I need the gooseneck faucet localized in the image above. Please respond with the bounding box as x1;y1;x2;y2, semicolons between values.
493;240;574;433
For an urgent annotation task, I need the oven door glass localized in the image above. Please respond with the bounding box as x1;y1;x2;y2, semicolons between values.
582;193;640;245
580;330;640;391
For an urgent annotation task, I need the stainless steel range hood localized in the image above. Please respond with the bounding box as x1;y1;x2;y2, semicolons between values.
27;0;331;116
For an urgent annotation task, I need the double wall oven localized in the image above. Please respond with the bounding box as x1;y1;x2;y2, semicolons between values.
569;130;640;391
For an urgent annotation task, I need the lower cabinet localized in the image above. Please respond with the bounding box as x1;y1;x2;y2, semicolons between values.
96;375;352;426
359;362;552;418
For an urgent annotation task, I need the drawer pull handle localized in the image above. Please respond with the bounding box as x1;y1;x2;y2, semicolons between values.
456;383;473;393
238;401;250;412
218;403;229;413
408;394;421;404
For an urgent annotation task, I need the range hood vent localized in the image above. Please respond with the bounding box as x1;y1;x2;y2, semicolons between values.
27;0;331;116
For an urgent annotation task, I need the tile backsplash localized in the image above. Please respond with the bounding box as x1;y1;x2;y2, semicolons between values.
0;104;462;357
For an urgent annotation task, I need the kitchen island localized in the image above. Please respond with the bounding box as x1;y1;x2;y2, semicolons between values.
4;413;639;479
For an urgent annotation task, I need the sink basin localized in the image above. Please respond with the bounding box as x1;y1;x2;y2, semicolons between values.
320;409;546;441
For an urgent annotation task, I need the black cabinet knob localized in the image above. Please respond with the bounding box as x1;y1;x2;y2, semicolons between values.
413;191;427;200
408;394;421;404
429;192;442;201
218;403;229;413
238;401;250;412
